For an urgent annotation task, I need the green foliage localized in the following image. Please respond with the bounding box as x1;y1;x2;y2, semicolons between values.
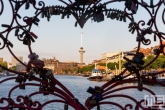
143;54;165;70
62;68;65;72
9;66;16;71
0;61;8;71
78;54;165;73
107;62;118;70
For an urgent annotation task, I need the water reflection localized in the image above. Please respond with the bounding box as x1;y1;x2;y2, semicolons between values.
0;75;165;110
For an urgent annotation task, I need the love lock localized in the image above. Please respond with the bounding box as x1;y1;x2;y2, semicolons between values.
95;86;103;93
15;75;23;83
15;1;20;10
131;2;137;14
25;1;30;10
39;86;46;92
15;28;19;36
89;98;97;105
153;48;159;55
87;86;95;94
19;84;25;90
46;69;53;79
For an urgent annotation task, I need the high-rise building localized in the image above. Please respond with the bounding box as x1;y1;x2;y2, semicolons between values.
11;56;23;66
0;58;3;62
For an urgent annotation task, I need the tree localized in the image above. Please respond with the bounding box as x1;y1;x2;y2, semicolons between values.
62;68;65;73
9;66;16;71
0;61;8;71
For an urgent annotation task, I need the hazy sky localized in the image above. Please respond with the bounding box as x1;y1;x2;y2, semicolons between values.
0;0;163;64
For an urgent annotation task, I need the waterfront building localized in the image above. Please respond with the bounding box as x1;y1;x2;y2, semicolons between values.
11;56;23;66
43;57;79;74
8;63;12;68
0;57;3;62
15;62;27;72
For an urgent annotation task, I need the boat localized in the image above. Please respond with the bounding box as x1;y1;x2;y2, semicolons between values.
142;71;165;85
3;72;16;76
156;73;165;83
87;63;103;81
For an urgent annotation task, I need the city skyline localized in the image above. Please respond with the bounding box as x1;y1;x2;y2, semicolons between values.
0;0;163;64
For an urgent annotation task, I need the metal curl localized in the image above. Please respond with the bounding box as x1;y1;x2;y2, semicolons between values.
1;0;165;110
0;0;4;15
141;38;151;45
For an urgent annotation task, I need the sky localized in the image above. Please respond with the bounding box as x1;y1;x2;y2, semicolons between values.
0;0;164;64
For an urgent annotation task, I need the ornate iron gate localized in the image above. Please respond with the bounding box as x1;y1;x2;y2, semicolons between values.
0;0;165;109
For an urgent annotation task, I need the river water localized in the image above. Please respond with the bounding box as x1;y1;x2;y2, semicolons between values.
0;75;165;110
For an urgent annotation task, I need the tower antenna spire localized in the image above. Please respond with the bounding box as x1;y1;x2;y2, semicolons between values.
81;32;83;47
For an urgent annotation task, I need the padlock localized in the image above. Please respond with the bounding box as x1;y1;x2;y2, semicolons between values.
111;11;116;19
116;11;120;20
154;33;156;41
15;76;22;83
67;13;70;19
110;11;115;19
147;18;152;26
33;20;38;26
95;86;103;93
87;86;95;94
15;28;19;36
19;84;25;90
137;52;144;59
33;17;40;23
30;32;38;39
47;87;54;92
129;26;134;32
39;86;46;92
153;48;159;55
23;37;28;45
89;99;97;105
131;27;136;34
46;69;52;79
136;35;143;41
15;1;20;10
119;15;123;21
96;12;104;22
107;11;110;18
49;6;53;15
128;21;134;28
123;15;126;22
133;57;144;65
131;2;137;14
94;92;102;101
29;35;35;42
25;1;30;10
125;0;132;10
31;0;36;5
28;70;35;79
41;10;45;18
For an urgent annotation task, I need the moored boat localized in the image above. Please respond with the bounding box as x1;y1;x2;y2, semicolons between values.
157;73;165;83
87;63;103;81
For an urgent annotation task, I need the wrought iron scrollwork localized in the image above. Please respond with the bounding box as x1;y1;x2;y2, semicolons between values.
0;0;165;109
